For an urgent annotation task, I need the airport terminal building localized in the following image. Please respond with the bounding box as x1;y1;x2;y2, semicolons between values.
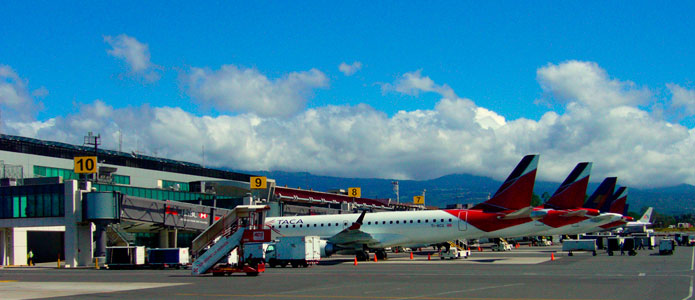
0;134;393;267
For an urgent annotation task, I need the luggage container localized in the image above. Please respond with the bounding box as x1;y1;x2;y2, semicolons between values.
562;239;597;256
147;248;190;269
659;239;675;255
606;237;623;256
106;246;146;268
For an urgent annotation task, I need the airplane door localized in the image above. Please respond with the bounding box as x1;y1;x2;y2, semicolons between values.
458;211;467;231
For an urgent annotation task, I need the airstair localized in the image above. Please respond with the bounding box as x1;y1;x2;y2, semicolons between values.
191;205;270;276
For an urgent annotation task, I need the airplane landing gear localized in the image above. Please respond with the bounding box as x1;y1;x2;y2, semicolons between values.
375;249;388;260
356;251;369;261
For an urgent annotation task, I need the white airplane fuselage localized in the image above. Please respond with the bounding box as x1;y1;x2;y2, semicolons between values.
266;210;483;249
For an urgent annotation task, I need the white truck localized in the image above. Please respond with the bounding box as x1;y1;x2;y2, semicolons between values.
265;236;321;268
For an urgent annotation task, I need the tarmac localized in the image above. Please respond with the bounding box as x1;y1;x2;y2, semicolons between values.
1;244;693;300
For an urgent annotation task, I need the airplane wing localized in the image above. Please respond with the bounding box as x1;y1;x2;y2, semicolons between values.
326;211;379;246
560;210;588;217
499;206;546;220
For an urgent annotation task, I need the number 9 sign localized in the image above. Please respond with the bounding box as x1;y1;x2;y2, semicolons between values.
250;176;267;189
348;187;361;198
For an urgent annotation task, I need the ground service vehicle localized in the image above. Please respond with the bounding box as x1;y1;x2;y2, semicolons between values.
266;236;321;268
561;239;597;256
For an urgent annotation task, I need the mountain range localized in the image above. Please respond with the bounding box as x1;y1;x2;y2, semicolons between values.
242;170;695;216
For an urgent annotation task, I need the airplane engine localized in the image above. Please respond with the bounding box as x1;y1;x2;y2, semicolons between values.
319;239;337;257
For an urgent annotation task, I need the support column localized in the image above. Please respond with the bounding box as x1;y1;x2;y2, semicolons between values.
0;228;6;266
64;180;93;267
158;229;169;248
3;228;28;266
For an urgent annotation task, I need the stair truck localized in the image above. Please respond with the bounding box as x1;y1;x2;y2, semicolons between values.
190;205;271;276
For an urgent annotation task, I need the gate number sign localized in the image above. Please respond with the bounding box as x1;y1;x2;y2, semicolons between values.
250;176;267;189
74;156;98;174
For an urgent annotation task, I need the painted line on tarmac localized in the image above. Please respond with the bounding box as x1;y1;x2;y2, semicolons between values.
176;293;601;300
393;283;524;300
682;275;693;300
691;247;694;271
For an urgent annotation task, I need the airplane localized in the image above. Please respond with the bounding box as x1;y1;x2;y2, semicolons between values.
622;207;653;233
265;154;543;260
531;177;624;236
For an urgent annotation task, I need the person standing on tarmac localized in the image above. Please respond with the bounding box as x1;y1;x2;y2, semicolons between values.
27;249;34;266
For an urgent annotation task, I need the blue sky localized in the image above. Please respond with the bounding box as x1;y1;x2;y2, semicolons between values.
2;1;695;188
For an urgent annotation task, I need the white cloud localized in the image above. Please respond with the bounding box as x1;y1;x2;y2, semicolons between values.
6;60;695;188
339;61;362;76
104;34;160;82
383;70;457;100
0;65;42;121
182;65;328;117
668;83;695;116
537;60;651;110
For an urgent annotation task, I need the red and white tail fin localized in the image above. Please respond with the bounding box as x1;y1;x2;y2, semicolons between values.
472;154;539;212
583;177;617;210
544;162;592;210
604;186;628;214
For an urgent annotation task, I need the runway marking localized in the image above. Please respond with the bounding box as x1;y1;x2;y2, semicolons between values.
638;273;646;277
0;281;187;300
683;276;693;300
175;293;603;300
691;247;694;271
394;283;525;300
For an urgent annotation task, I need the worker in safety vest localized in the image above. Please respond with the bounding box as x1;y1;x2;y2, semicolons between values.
27;249;34;266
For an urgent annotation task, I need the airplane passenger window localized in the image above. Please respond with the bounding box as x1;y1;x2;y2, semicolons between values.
382;221;386;224
299;224;303;227
293;225;296;228
425;220;428;223
417;220;421;223
390;221;393;224
328;223;331;226
314;224;317;227
432;219;436;223
403;220;407;223
368;221;371;225
335;223;339;226
448;218;452;222
321;224;324;227
410;220;413;223
441;219;444;222
396;221;399;224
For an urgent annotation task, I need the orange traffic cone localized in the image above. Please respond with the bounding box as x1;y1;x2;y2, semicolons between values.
478;246;482;252
410;252;414;260
551;253;555;261
427;253;431;260
354;256;358;266
374;254;378;262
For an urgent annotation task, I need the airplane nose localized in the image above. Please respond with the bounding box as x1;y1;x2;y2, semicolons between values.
529;210;548;220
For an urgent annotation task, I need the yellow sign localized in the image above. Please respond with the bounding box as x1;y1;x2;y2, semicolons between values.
414;196;424;205
250;176;267;189
348;187;361;198
74;156;97;174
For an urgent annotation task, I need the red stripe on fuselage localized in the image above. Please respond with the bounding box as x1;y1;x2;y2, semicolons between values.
443;209;532;232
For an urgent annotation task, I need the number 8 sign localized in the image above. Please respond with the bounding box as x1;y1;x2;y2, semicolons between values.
250;176;267;189
348;187;361;198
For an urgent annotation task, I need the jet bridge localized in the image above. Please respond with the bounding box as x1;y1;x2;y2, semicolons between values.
83;192;233;257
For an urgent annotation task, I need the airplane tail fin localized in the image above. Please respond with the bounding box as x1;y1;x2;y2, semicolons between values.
604;186;628;214
583;177;617;210
472;154;539;212
639;207;653;223
544;162;592;210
